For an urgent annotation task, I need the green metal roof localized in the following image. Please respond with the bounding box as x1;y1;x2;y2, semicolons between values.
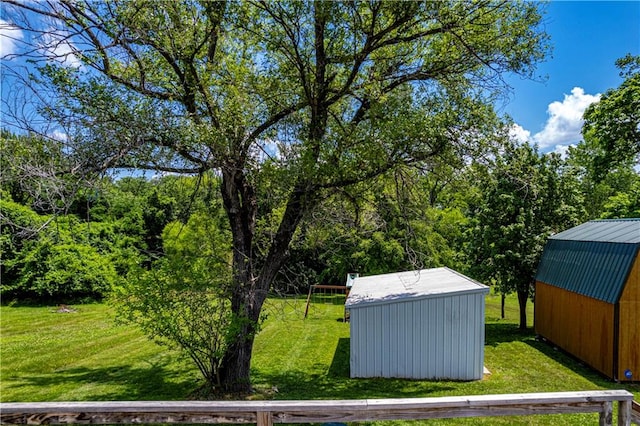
536;219;640;304
549;218;640;243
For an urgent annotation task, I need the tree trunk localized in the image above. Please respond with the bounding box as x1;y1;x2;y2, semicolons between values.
218;167;260;393
501;293;505;319
218;167;317;393
218;336;254;393
517;288;529;330
215;5;329;389
217;305;261;393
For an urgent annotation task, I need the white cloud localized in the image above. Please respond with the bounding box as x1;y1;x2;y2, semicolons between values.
0;19;24;57
551;143;575;159
40;29;82;68
509;123;532;144
532;87;600;148
48;130;69;142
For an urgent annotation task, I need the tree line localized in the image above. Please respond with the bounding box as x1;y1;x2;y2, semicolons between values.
4;116;638;303
1;0;638;394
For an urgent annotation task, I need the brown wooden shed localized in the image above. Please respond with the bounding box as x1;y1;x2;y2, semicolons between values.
535;219;640;382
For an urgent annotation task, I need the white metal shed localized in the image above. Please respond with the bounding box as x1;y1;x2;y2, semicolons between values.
345;267;489;380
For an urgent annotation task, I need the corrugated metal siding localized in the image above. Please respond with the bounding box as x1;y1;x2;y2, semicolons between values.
349;292;486;380
550;219;640;243
536;240;639;303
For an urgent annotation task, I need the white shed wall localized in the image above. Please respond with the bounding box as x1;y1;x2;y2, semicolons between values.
349;292;486;380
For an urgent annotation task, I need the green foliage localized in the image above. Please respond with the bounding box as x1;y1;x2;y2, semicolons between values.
565;142;635;220
0;194;47;235
114;207;234;392
0;130;99;216
582;54;640;177
0;169;232;304
1;199;119;303
33;242;116;300
162;209;231;264
143;189;175;254
467;141;582;328
0;197;46;293
411;207;470;271
278;171;470;290
600;176;640;219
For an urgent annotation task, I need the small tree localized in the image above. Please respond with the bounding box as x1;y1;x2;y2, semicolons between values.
468;139;582;329
115;209;235;392
118;259;234;391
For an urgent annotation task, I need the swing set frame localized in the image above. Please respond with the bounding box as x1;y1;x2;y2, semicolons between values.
303;284;350;320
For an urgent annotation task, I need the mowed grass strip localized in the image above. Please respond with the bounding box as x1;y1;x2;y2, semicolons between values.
1;304;199;401
1;295;638;425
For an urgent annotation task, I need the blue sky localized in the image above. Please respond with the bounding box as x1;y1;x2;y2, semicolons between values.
503;1;640;154
1;1;639;156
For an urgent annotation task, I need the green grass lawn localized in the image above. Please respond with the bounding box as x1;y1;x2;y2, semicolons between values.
0;304;199;401
1;294;638;425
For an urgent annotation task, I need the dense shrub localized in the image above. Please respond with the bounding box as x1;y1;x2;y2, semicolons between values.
1;198;120;303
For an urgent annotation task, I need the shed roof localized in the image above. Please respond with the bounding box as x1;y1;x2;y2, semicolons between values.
536;219;640;304
345;267;489;309
549;218;640;243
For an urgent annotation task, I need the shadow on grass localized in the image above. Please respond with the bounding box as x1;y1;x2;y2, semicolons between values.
486;323;612;382
252;370;457;400
253;337;456;400
485;322;536;346
525;335;640;394
4;360;198;401
486;322;639;395
328;338;350;378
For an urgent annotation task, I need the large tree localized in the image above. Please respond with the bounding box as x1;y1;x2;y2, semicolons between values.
3;0;548;392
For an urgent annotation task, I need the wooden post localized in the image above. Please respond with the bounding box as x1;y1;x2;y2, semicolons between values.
600;401;613;426
618;400;631;426
256;411;272;426
304;285;314;319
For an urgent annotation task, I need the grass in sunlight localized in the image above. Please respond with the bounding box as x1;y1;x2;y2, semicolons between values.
2;294;638;425
0;304;199;402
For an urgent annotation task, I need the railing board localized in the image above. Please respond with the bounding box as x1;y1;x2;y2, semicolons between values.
0;412;257;425
0;390;634;426
365;390;633;408
631;400;640;425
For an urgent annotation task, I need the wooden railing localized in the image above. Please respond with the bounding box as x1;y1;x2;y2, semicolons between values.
631;400;640;425
0;390;634;426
